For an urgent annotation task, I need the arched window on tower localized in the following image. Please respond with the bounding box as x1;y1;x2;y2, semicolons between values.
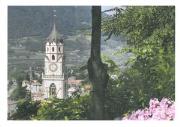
59;47;61;52
49;83;56;97
52;47;54;52
52;55;55;60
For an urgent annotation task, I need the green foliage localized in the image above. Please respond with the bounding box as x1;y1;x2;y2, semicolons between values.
103;6;175;47
102;54;120;76
10;86;27;100
9;99;40;120
33;95;90;120
103;6;175;119
10;71;28;100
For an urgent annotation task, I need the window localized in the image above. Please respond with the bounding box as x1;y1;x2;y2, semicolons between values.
49;83;56;97
52;47;54;52
52;55;55;60
59;47;61;52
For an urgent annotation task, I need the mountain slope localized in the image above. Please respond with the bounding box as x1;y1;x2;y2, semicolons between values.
8;6;91;39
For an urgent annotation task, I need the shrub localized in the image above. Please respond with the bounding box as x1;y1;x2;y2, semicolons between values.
122;98;175;120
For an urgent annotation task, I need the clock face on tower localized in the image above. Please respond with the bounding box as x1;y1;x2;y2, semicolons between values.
49;63;58;72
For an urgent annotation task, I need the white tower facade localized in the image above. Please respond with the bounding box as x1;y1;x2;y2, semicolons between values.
42;21;65;99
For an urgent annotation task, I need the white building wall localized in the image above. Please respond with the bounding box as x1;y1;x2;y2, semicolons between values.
43;40;65;99
42;79;65;99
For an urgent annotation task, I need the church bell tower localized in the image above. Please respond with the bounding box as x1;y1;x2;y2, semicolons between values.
42;10;65;99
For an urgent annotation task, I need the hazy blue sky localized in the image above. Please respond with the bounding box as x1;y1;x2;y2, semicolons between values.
102;6;114;11
102;6;115;15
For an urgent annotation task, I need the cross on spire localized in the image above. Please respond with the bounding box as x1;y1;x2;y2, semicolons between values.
53;9;57;24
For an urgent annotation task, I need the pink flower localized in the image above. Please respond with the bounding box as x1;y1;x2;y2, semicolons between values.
122;98;175;120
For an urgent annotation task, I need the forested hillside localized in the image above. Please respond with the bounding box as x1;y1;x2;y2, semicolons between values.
8;6;91;39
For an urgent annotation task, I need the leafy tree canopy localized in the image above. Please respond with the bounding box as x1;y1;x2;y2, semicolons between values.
33;95;90;120
102;6;175;119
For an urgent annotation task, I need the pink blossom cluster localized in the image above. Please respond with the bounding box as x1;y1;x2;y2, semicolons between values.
122;98;175;120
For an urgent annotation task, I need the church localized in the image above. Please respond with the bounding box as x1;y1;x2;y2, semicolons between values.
41;20;66;99
23;11;84;101
24;15;67;100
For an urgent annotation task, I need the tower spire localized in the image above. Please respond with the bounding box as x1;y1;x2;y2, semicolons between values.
52;9;57;42
47;9;62;43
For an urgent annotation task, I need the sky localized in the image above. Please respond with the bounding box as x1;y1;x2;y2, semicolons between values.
102;6;115;15
102;6;114;11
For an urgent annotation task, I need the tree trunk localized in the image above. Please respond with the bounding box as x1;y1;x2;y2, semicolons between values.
88;6;109;120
